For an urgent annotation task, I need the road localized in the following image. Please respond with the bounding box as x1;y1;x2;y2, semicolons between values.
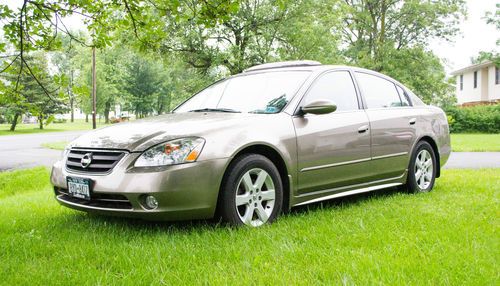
0;131;86;171
0;131;499;171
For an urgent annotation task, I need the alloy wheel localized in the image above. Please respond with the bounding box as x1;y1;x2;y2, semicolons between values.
235;168;276;227
414;149;433;190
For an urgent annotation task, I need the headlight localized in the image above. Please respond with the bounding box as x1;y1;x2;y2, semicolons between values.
62;146;71;159
134;137;205;167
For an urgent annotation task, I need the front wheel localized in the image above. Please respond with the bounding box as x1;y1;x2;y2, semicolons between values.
406;141;437;193
219;154;283;227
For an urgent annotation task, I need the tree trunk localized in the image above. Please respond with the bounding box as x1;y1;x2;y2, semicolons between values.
104;100;111;124
10;113;20;131
157;97;164;115
85;114;89;123
38;114;44;130
70;71;74;122
70;95;74;123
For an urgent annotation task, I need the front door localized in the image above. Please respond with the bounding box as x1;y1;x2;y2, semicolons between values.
293;71;371;194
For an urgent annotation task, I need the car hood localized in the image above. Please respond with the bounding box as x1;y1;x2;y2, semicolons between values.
70;112;255;152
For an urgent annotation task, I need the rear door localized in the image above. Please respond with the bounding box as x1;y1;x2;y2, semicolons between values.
293;70;371;194
354;72;417;180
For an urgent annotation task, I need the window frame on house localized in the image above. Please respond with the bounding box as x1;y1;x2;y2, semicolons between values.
473;71;478;88
460;74;463;90
496;66;499;85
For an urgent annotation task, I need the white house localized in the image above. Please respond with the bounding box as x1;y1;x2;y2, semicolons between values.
450;61;500;105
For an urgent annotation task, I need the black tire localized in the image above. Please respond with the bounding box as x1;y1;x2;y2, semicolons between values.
219;154;283;227
406;141;437;193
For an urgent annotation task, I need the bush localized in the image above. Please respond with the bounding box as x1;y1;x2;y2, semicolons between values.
110;117;121;124
53;118;67;123
445;105;500;133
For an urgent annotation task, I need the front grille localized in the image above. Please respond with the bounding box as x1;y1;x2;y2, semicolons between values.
55;187;133;210
66;149;126;173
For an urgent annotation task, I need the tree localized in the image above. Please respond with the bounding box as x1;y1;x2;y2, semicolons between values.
473;3;499;65
0;52;66;130
73;47;122;123
51;34;85;122
158;0;343;75
336;0;466;103
0;0;240;97
121;52;169;118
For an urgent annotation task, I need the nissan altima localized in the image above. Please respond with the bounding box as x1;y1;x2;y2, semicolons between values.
50;60;451;227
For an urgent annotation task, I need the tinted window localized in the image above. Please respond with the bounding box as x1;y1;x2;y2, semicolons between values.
396;85;411;106
304;71;359;111
355;72;402;108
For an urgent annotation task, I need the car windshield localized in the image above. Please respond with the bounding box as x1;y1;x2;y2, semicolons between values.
174;71;311;114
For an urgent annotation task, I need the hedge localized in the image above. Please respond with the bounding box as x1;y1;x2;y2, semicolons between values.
445;104;500;133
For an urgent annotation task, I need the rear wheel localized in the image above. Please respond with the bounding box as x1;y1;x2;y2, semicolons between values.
219;154;283;227
406;141;437;193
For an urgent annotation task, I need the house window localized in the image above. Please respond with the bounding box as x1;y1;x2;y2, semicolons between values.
496;67;499;85
460;74;463;90
473;71;478;88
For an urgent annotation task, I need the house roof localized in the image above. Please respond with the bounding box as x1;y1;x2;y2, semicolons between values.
450;61;494;76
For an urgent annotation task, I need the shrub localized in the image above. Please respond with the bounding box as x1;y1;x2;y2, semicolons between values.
445;105;500;133
110;117;121;124
53;118;67;123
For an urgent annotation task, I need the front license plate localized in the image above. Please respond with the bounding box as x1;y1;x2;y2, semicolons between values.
67;177;92;200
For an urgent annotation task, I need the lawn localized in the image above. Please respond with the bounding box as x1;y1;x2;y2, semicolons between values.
451;133;500;152
41;141;69;150
0;119;108;136
0;168;498;285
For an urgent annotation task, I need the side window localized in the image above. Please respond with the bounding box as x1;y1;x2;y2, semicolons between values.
304;71;359;112
355;72;403;108
396;85;411;106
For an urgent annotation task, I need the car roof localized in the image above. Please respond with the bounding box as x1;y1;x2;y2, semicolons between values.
241;61;411;94
242;61;381;75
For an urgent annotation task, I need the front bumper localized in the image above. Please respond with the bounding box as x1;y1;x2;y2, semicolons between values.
50;153;229;221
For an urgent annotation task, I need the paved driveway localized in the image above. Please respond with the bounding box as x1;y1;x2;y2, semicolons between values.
0;131;86;171
0;131;499;171
443;152;500;169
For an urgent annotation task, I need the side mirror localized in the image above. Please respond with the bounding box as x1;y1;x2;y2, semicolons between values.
301;100;337;115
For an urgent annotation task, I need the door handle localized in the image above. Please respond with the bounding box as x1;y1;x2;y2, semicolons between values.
409;118;417;125
358;125;369;133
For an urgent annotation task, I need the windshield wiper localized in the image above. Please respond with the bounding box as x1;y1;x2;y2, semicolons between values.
189;108;241;113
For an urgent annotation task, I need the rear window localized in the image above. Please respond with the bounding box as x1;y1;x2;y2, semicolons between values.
395;85;411;106
355;72;402;108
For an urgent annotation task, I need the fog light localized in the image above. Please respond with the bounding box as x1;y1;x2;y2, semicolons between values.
145;195;158;210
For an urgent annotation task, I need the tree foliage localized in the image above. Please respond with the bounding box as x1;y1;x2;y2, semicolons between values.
335;0;465;102
0;52;66;130
474;3;500;65
0;0;471;126
0;0;239;94
154;0;342;74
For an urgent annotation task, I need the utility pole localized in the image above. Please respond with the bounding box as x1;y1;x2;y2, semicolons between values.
92;46;97;129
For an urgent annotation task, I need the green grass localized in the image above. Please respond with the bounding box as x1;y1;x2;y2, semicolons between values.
0;119;109;136
41;141;69;151
451;133;500;152
0;168;498;285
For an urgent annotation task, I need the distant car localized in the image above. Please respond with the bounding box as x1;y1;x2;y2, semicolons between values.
50;61;451;227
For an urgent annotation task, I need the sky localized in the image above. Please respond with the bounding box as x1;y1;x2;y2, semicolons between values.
3;0;499;74
429;0;498;73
